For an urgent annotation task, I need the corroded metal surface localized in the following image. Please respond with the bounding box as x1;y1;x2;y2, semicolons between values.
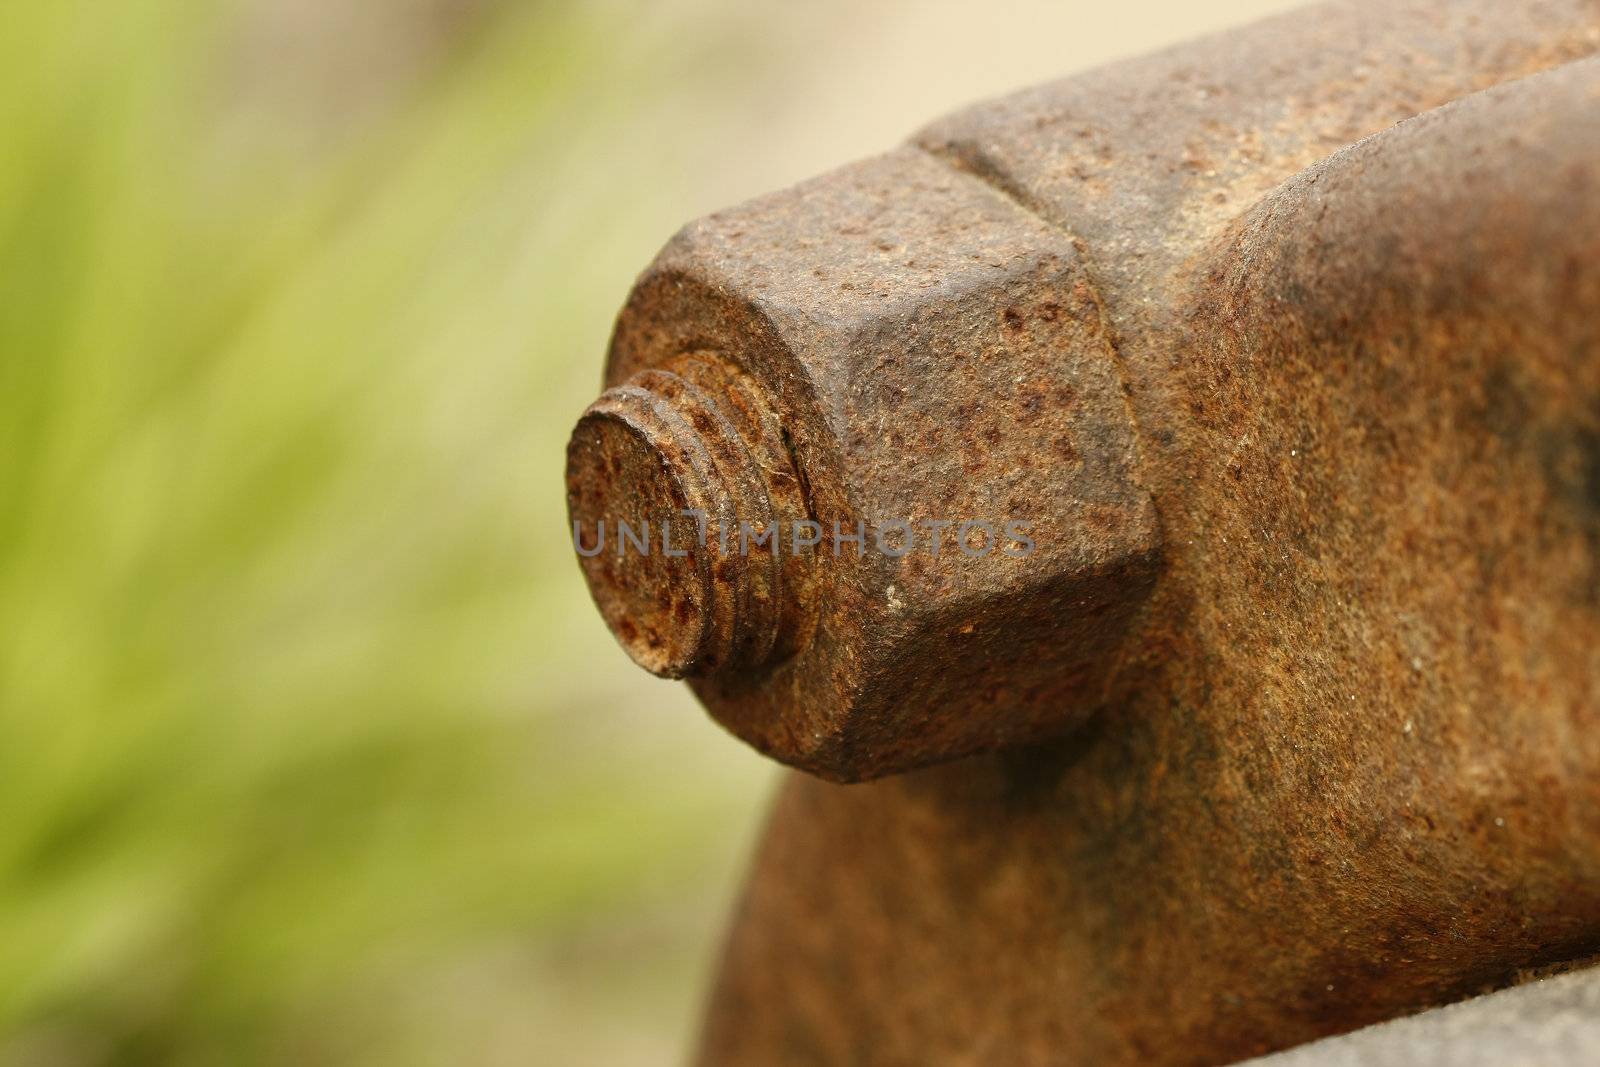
568;355;814;678
572;149;1161;779
564;0;1600;1062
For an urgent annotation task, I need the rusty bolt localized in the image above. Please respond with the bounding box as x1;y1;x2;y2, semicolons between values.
568;147;1163;781
566;355;813;678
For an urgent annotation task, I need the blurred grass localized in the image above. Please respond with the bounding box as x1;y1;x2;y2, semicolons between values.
0;2;782;1064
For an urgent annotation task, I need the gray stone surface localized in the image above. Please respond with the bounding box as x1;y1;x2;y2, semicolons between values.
1246;967;1600;1067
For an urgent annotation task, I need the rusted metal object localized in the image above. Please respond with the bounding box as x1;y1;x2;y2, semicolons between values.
568;355;816;678
569;150;1161;779
566;0;1600;1062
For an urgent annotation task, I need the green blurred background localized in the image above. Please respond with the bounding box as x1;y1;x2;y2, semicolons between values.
0;2;1295;1063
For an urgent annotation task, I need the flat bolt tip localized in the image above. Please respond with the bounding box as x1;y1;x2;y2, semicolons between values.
566;393;717;678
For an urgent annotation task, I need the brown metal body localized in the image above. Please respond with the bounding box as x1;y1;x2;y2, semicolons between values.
565;0;1600;1062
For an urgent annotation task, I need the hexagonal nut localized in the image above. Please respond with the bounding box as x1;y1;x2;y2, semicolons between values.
569;147;1162;781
